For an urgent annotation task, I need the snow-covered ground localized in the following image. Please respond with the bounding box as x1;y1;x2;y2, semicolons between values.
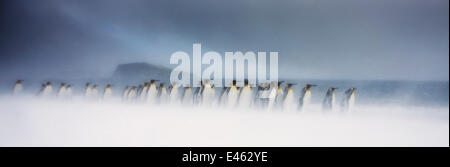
0;96;448;147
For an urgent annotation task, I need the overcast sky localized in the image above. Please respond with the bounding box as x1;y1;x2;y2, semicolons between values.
0;0;448;81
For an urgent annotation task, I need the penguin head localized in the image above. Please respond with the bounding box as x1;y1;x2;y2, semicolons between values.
66;85;72;89
46;82;52;86
277;81;284;87
329;87;337;91
16;80;23;84
93;84;98;88
203;80;212;88
202;80;214;88
60;83;66;87
347;87;356;93
285;83;296;89
305;84;317;89
244;79;249;86
85;83;90;87
232;80;237;86
106;84;112;88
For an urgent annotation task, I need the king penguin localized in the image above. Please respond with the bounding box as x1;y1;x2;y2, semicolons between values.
218;86;229;106
127;86;137;101
146;80;159;104
39;82;53;97
282;83;297;111
139;82;149;101
84;83;92;97
168;83;181;105
341;88;356;112
158;83;168;104
254;82;269;109
238;80;253;108
322;87;337;111
57;83;66;98
271;81;284;110
298;84;317;111
65;84;72;99
226;80;240;108
12;80;23;96
91;84;99;99
136;84;143;99
182;86;193;105
103;84;113;100
193;81;203;105
200;80;215;106
122;86;130;101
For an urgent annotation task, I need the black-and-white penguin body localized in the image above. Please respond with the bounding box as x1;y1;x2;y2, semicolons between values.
65;85;72;99
298;84;317;111
91;84;99;99
146;80;159;104
12;80;23;96
127;86;137;101
139;82;149;101
238;80;253;108
226;81;239;108
341;88;356;112
200;80;215;106
39;82;53;97
122;86;130;101
193;81;204;105
158;83;168;104
322;88;337;111
254;83;269;109
192;87;201;105
169;84;181;104
217;87;228;106
136;84;143;98
282;83;297;111
57;83;66;98
84;83;92;97
182;87;193;105
270;81;284;110
103;84;113;99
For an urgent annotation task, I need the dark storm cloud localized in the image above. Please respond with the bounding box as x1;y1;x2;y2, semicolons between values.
0;0;448;80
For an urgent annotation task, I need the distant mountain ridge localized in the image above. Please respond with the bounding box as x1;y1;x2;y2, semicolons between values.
112;62;171;83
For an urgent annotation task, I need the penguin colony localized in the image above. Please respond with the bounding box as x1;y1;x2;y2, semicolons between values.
12;79;357;112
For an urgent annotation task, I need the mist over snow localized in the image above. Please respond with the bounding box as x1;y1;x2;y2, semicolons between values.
0;95;447;147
